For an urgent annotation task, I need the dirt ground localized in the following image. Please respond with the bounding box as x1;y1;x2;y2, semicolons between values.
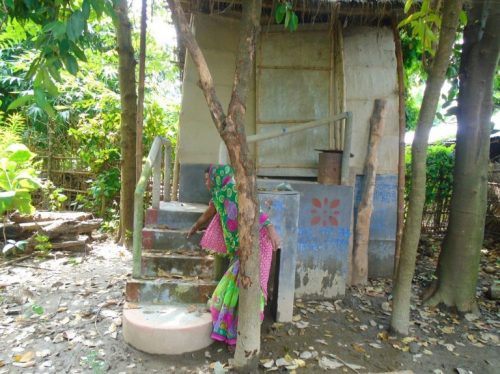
0;238;498;374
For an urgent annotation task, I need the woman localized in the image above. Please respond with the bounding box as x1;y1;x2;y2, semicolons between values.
187;164;281;346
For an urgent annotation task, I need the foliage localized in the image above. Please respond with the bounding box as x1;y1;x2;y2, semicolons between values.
399;0;467;130
275;2;299;32
405;142;455;207
3;0;118;117
34;233;52;253
0;143;42;216
43;180;68;211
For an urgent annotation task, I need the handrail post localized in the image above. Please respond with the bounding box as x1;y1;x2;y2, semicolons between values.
132;136;170;278
164;141;171;202
341;111;353;185
152;150;161;209
218;141;229;164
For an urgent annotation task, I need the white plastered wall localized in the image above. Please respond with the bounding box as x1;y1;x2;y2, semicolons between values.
178;17;399;179
178;14;256;165
343;26;399;178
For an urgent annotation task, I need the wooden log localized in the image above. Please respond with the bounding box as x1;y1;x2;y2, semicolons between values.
0;221;53;240
49;240;88;251
38;219;102;238
352;99;387;285
9;211;93;223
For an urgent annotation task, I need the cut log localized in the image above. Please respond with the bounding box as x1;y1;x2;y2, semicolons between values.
37;219;102;238
0;221;53;240
9;211;93;223
49;240;88;251
352;99;387;285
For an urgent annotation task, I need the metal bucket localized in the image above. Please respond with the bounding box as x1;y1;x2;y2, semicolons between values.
318;150;343;185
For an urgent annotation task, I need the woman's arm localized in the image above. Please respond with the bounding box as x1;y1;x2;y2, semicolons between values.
266;224;281;251
187;203;216;238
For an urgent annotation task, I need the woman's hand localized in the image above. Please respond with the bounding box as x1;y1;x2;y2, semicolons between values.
187;224;198;238
267;225;281;251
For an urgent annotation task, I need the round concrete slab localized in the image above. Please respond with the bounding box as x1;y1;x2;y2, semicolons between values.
123;303;213;354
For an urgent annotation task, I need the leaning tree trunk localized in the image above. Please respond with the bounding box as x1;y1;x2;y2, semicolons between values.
114;0;137;249
136;0;147;181
390;0;463;335
167;0;263;370
425;0;500;312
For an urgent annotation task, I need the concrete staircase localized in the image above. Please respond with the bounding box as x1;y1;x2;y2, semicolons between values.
123;201;218;354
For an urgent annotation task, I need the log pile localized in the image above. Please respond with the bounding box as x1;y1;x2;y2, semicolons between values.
1;211;103;252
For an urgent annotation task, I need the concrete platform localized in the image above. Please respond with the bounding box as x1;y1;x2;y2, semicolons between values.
123;303;213;354
145;201;208;230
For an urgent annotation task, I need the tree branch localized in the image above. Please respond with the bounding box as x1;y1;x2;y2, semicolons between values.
166;0;227;131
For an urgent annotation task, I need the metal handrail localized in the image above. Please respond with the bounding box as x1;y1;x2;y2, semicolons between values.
133;136;172;277
219;111;353;185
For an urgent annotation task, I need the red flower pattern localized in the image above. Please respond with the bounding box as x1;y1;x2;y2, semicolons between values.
310;197;340;226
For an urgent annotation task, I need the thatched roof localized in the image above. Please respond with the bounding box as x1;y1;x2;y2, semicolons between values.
174;1;408;76
179;0;407;24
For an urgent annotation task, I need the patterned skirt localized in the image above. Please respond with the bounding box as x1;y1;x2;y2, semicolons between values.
201;214;274;345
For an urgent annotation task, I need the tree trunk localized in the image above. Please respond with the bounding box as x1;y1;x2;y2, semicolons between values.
352;99;387;285
425;0;500;312
390;0;463;335
392;19;407;278
136;0;147;181
166;0;263;370
114;0;137;249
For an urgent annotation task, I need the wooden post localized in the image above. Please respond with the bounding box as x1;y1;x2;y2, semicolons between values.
152;150;161;209
352;99;387;285
333;19;346;150
163;141;171;202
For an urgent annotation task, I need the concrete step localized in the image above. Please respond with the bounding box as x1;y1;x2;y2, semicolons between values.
145;201;208;230
123;303;213;354
126;277;217;305
141;251;214;279
142;227;203;250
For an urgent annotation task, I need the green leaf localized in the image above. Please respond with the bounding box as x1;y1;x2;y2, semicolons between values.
43;21;67;40
67;10;85;41
32;304;44;315
404;0;413;13
5;0;14;8
70;42;87;62
34;89;56;117
90;0;104;17
6;144;33;163
459;10;467;25
12;190;34;214
398;10;424;28
15;240;28;250
284;9;291;28
41;69;59;96
288;12;299;32
275;3;287;24
7;95;34;111
0;191;15;215
82;0;91;19
2;243;16;255
59;38;70;55
14;173;42;190
64;54;79;76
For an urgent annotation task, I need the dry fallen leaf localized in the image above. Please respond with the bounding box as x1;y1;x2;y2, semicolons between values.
352;343;366;353
377;331;389;341
14;351;35;363
441;326;455;334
